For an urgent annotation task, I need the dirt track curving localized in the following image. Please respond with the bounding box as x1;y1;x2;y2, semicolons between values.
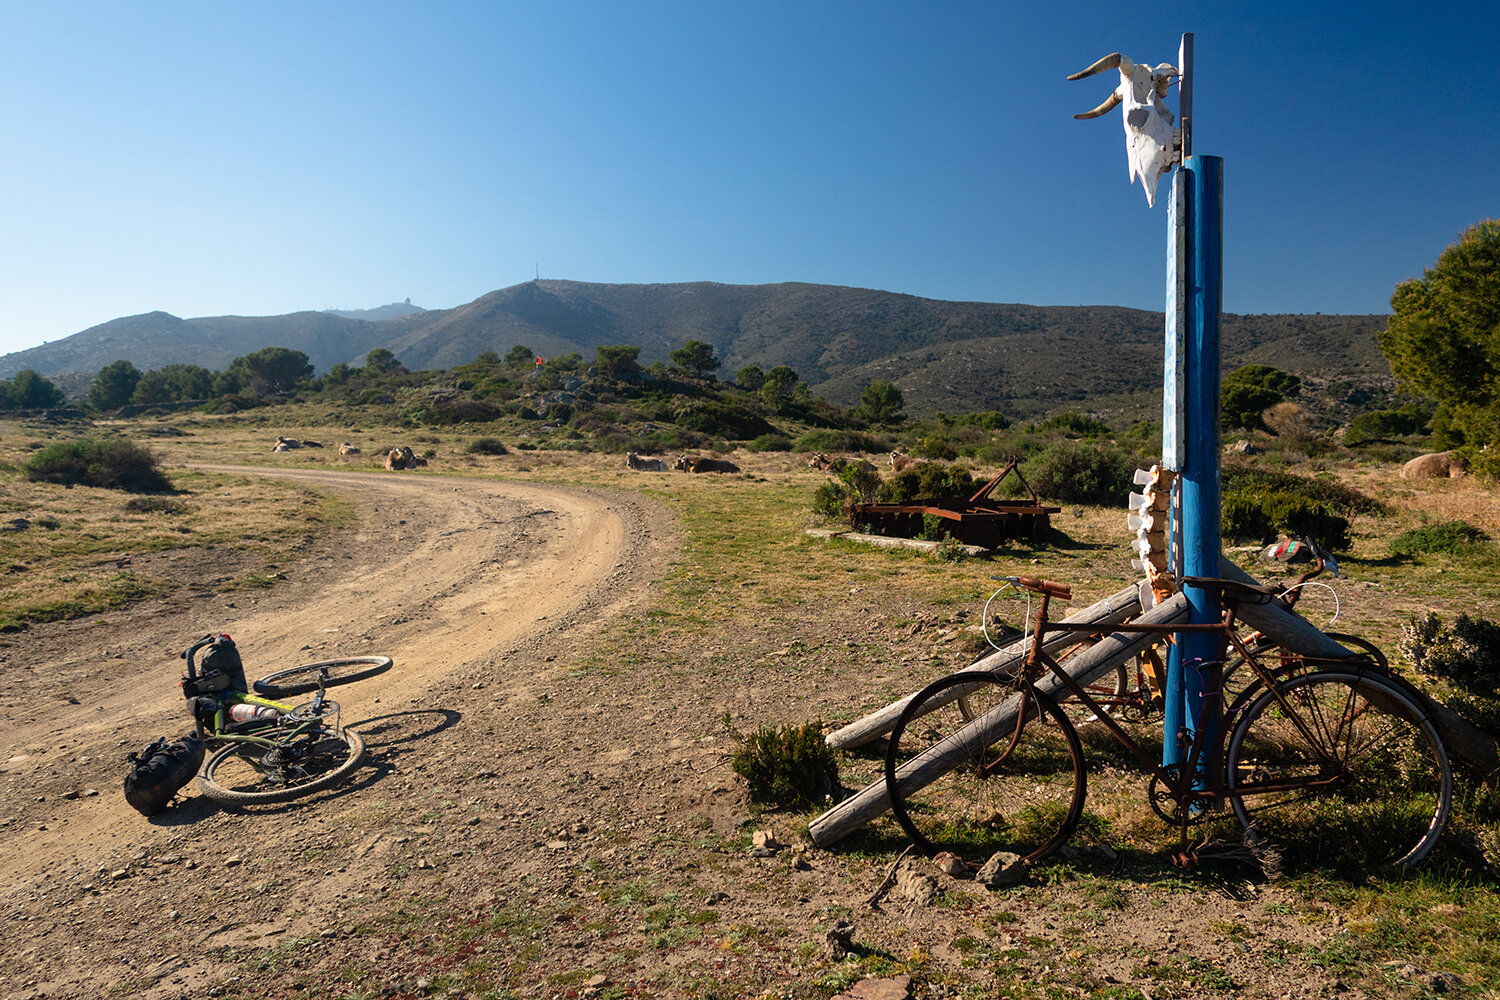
0;466;677;998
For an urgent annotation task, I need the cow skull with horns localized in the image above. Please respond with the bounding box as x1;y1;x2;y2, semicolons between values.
1068;53;1180;207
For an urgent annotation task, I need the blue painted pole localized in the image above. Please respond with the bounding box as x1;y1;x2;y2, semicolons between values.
1163;155;1223;774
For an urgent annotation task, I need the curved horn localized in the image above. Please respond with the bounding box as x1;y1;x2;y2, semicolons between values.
1066;52;1123;81
1073;91;1121;120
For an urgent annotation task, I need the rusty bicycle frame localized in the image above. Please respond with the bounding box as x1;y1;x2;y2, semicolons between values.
999;574;1390;856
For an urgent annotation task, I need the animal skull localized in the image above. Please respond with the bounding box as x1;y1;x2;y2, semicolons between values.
1068;53;1180;207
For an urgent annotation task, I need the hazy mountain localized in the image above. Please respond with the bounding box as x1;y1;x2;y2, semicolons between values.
0;281;1390;418
323;300;426;322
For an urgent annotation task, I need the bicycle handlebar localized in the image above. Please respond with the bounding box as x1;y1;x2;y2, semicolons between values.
1004;575;1072;600
179;634;217;679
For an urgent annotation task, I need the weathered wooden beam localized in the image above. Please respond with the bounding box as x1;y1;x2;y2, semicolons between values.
808;592;1191;848
826;581;1144;750
1221;558;1500;775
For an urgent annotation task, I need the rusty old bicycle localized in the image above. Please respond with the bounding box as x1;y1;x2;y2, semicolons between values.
884;575;1452;872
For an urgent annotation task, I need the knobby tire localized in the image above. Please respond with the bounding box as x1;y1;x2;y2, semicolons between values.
197;726;366;806
252;656;393;697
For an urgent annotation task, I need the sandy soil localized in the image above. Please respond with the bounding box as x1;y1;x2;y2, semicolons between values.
0;463;1453;1000
0;466;677;998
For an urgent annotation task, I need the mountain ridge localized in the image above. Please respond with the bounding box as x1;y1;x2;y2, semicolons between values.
0;280;1390;418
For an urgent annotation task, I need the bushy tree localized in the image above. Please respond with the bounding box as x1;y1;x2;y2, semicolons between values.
158;363;213;400
760;365;799;412
130;370;175;405
230;347;313;394
670;339;720;379
89;360;142;411
856;380;906;426
130;363;213;405
504;345;535;367
2;369;65;409
1379;219;1500;451
1222;364;1301;430
361;348;403;378
737;365;766;392
594;344;641;378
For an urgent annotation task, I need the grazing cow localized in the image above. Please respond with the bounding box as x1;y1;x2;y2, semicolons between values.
810;452;875;474
626;451;669;472
674;455;741;474
338;443;361;456
890;450;926;472
1401;451;1468;479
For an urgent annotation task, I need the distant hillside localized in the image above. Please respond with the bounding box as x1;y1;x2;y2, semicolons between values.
0;281;1390;419
323;300;425;322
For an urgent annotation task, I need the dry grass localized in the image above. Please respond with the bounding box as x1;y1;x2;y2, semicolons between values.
0;416;354;632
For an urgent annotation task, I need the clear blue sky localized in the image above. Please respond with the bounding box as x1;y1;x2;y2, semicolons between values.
1;1;1494;359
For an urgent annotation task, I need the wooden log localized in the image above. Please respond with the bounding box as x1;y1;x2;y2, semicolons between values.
826;581;1144;750
808;592;1191;848
1220;557;1500;775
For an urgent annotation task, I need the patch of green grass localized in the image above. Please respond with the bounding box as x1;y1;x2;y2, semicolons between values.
1390;520;1491;557
0;570;171;631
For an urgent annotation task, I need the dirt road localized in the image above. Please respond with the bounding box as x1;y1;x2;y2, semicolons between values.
0;466;678;998
0;463;1396;1000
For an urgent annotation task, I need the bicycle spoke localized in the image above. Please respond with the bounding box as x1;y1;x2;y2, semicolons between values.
887;675;1085;865
1226;671;1451;871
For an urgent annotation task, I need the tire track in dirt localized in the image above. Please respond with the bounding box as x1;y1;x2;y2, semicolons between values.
0;466;676;984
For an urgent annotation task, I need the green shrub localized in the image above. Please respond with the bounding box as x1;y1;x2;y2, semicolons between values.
724;715;840;811
1344;404;1432;446
914;435;959;461
673;401;774;439
1021;441;1137;504
1220;487;1351;551
23;438;173;493
953;410;1011;431
878;464;977;504
811;462;883;518
1220;465;1384;516
1031;412;1112;438
1399;612;1500;693
746;434;792;452
794;429;888;454
466;437;509;456
1390;520;1490;557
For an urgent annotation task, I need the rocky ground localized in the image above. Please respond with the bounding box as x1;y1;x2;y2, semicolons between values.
0;461;1466;1000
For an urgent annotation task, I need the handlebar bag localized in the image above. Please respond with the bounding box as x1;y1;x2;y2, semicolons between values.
199;634;248;693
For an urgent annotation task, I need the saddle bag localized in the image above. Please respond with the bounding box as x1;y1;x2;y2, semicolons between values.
122;735;206;816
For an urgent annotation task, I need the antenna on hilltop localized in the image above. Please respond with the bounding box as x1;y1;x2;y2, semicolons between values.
535;263;540;281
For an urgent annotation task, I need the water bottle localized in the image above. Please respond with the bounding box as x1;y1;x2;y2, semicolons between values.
228;703;282;725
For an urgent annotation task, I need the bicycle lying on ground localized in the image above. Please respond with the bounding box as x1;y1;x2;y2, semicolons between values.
885;574;1452;872
180;634;392;806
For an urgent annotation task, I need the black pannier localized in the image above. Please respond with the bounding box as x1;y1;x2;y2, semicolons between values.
122;735;206;816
